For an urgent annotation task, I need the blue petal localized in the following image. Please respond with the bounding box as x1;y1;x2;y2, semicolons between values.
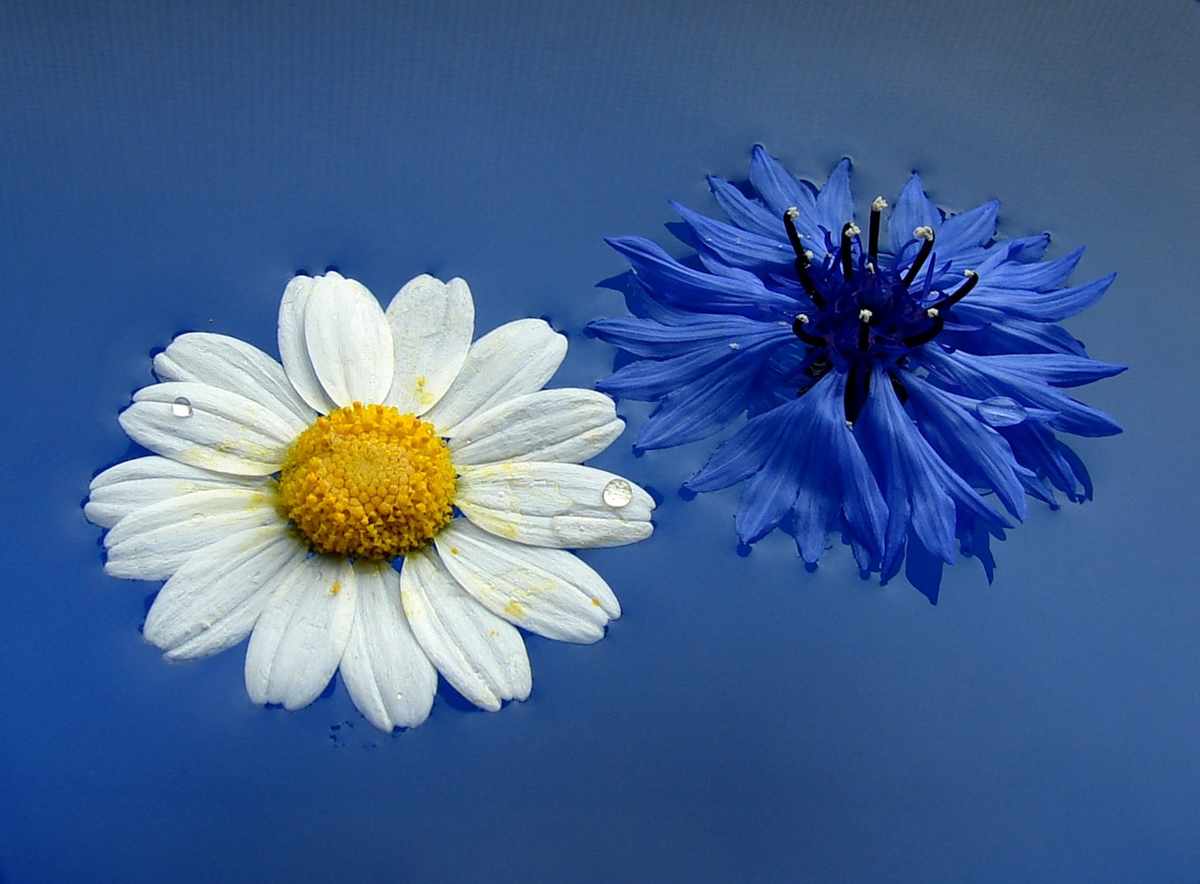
998;419;1091;503
812;158;855;240
888;173;941;255
738;148;831;260
963;273;1116;323
687;404;795;493
735;427;811;544
670;200;792;272
1006;234;1051;263
937;199;1000;257
902;375;1027;520
599;347;737;400
598;324;794;401
981;247;1084;291
939;316;1088;357
856;367;1008;565
920;347;1123;437
783;373;887;562
748;144;819;219
607;236;796;318
981;353;1127;388
636;372;753;449
588;312;790;358
707;176;781;240
634;339;787;449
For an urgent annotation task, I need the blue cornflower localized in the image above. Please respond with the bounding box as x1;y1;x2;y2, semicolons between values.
589;146;1124;599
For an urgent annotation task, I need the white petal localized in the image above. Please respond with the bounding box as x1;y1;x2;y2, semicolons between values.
303;272;394;407
448;388;625;466
153;332;317;426
383;275;474;416
400;548;531;711
423;319;567;435
339;562;437;731
456;463;654;549
104;487;281;580
278;275;338;414
244;554;358;711
143;524;300;660
86;456;265;529
119;381;300;476
434;520;619;644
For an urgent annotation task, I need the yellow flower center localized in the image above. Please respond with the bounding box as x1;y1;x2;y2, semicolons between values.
278;403;456;560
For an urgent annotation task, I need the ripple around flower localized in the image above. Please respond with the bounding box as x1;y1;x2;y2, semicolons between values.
589;145;1124;601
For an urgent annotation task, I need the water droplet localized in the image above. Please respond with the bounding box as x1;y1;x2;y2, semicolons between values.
976;397;1027;427
172;396;193;418
395;693;404;701
602;478;633;508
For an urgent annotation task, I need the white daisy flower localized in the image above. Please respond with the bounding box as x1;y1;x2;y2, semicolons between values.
86;271;654;731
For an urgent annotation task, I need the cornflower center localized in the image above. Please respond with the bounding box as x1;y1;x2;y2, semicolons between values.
784;201;979;425
278;403;456;560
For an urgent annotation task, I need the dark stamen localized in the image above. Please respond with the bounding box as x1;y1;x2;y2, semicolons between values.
783;207;805;256
792;313;824;347
902;310;944;347
932;269;979;311
857;308;873;351
901;226;935;286
841;222;859;281
843;363;871;427
888;370;909;404
868;197;886;265
783;208;825;308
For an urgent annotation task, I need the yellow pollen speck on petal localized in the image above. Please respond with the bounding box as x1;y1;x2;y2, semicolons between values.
414;376;436;407
449;547;459;555
590;598;601;607
278;402;457;561
503;600;525;618
330;582;341;595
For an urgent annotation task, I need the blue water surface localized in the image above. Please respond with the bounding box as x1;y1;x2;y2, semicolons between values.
2;2;1198;882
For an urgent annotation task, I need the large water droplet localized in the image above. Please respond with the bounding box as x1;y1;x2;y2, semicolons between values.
172;396;193;418
976;397;1027;427
602;478;633;508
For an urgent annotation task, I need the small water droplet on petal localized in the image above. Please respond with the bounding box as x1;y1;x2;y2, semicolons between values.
602;478;633;508
976;397;1027;427
172;396;193;418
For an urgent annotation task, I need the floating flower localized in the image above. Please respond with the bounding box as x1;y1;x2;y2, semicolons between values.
87;272;654;729
590;146;1122;598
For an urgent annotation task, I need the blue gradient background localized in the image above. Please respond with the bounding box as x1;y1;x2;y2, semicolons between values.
3;2;1198;881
